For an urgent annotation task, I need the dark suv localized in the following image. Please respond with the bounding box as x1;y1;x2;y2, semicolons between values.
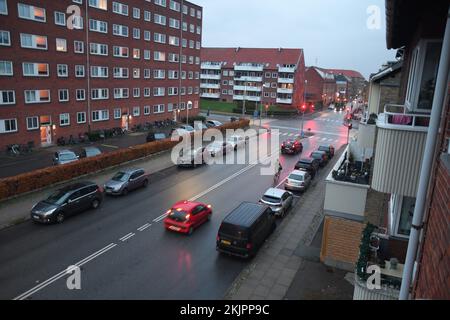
31;182;104;224
310;151;329;167
318;145;335;158
294;158;320;179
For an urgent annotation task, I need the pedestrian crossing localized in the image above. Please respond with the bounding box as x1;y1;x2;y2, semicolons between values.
275;131;340;143
316;118;343;124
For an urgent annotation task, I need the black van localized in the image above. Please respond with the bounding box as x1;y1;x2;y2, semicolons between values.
216;202;276;258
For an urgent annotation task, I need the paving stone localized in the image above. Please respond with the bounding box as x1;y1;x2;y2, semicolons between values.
271;283;289;296
276;274;295;287
253;284;271;297
249;294;266;300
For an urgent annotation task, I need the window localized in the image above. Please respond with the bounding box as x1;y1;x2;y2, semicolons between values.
153;104;165;114
57;64;68;77
113;46;129;58
168;70;178;79
265;72;271;78
390;195;416;237
133;48;140;59
76;89;86;101
26;117;39;130
167;103;174;112
190;24;195;33
0;90;15;105
272;73;278;78
75;65;85;77
144;10;151;21
169;18;180;29
89;0;107;10
113;2;128;15
114;108;121;119
89;19;108;33
18;3;46;22
113;67;129;78
154;14;166;25
168;87;178;96
153;87;165;96
59;89;69;102
133;7;140;19
74;40;84;53
132;106;140;116
133;68;140;79
154;51;165;61
144;30;151;41
0;61;13;76
169;36;179;46
56;38;67;52
223;80;228;85
92;110;109;121
0;30;10;46
170;0;180;11
144;50;151;60
71;15;84;29
77;112;86;124
91;88;109;100
196;41;201;50
144;87;151;97
133;88;140;97
90;43;108;56
113;24;128;37
25;90;50;104
182;4;188;14
54;11;66;26
144;106;150;115
190;7;195;17
182;22;187;31
0;0;7;15
133;28;140;39
91;66;108;78
58;113;70;127
0;119;18;133
197;9;202;19
153;69;165;79
20;33;47;50
114;88;129;99
168;53;179;63
154;0;166;8
154;33;166;43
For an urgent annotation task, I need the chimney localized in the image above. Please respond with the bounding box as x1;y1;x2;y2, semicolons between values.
236;47;240;52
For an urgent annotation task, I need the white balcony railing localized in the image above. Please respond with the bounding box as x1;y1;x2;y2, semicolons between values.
278;66;296;73
278;77;294;84
376;104;431;132
276;98;293;104
233;85;262;92
233;95;261;102
234;76;263;82
200;92;221;99
277;87;293;94
200;74;221;80
201;62;222;70
200;83;221;89
234;64;264;72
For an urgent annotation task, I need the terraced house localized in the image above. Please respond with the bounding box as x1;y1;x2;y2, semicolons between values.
0;0;202;150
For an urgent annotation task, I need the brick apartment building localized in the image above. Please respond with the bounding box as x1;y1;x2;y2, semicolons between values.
0;0;202;150
200;47;305;109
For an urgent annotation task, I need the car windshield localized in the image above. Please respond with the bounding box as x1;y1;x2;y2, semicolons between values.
311;153;321;158
289;174;304;181
60;153;77;161
46;190;70;205
318;146;328;152
112;172;129;182
168;209;189;222
86;149;100;156
262;195;282;204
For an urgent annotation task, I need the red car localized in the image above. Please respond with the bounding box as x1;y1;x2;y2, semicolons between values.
281;139;303;155
164;201;212;235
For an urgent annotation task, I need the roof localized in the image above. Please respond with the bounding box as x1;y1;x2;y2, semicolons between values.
306;67;336;81
316;67;365;80
172;200;203;211
120;168;144;174
60;181;96;192
223;202;268;228
370;60;403;82
202;47;304;70
263;188;286;199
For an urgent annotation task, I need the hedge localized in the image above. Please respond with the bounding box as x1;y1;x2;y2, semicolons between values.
0;119;250;201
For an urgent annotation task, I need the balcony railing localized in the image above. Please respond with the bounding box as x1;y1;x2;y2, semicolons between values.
277;87;293;94
276;97;293;104
234;76;263;82
200;74;221;80
234;63;264;72
200;83;220;89
201;62;222;70
233;95;261;102
371;104;430;197
200;92;221;99
278;66;296;73
278;77;294;84
233;85;262;92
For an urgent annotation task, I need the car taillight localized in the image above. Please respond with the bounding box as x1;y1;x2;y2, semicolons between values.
216;235;220;242
246;243;253;250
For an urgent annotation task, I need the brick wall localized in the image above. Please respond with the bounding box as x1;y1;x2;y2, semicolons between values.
320;216;365;271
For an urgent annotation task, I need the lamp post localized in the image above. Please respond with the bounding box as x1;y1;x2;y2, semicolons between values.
187;101;192;125
242;82;247;117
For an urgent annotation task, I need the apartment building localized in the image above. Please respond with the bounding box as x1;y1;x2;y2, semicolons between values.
304;67;337;106
200;47;305;108
320;0;449;300
0;0;202;150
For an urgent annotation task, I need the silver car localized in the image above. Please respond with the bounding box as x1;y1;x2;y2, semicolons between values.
227;135;247;150
259;188;293;218
53;150;79;165
104;168;149;196
177;147;206;167
206;141;234;157
285;170;312;192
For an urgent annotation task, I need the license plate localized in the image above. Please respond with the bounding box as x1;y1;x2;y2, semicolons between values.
169;226;181;231
221;240;231;245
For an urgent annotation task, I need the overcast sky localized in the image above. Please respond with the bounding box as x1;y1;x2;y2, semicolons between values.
193;0;397;79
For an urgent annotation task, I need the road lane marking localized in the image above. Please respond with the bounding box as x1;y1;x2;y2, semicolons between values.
101;144;120;149
270;125;345;137
14;243;117;300
119;233;135;242
137;223;151;232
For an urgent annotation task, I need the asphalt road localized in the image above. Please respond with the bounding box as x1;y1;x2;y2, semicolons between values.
0;109;348;300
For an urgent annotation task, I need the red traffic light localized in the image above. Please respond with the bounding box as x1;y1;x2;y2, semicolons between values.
301;104;306;112
265;104;269;110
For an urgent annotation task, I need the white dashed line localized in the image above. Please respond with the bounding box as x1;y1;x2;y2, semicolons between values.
119;233;135;242
137;223;152;232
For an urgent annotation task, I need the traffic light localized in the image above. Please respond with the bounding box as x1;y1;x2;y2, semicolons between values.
265;104;269;111
301;104;307;113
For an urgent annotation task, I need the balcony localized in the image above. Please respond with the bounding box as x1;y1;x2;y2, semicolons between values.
276;98;293;104
278;77;294;84
233;85;262;92
277;87;293;94
278;66;296;73
200;92;220;99
200;83;220;89
234;76;263;82
233;95;261;102
200;73;221;80
234;63;264;72
201;62;222;70
371;104;430;197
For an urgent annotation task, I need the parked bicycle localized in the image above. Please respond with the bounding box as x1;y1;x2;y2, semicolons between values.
7;144;20;156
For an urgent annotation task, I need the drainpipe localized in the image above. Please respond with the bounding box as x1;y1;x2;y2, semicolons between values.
399;7;450;300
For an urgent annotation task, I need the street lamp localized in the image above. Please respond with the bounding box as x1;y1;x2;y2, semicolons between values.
187;101;192;125
242;82;247;117
300;104;307;137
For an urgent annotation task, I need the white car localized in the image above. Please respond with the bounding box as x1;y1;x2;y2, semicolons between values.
171;128;189;139
259;188;293;218
206;141;234;157
179;124;195;132
227;135;246;150
206;120;223;128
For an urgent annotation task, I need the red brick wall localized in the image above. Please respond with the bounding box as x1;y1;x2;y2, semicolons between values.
305;67;324;103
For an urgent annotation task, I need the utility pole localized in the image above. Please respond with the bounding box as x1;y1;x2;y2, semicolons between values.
242;82;247;117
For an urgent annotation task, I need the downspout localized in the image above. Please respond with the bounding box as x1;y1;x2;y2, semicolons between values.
399;7;450;300
85;0;91;133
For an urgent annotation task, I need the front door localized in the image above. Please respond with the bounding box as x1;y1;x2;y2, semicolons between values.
40;125;52;147
121;115;129;131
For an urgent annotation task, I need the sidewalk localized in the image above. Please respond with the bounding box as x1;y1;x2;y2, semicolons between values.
225;146;353;300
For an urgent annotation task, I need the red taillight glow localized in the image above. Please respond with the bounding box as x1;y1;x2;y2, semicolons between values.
216;235;220;242
246;243;253;250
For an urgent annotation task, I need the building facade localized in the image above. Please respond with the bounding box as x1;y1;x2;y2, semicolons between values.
0;0;202;150
304;66;337;106
200;47;305;109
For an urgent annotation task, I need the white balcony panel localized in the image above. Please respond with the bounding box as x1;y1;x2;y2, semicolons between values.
235;76;263;82
278;77;294;84
276;98;293;104
200;74;221;80
234;64;264;72
233;85;262;92
201;92;220;99
277;88;293;94
278;66;296;73
233;95;261;102
200;83;220;89
353;275;399;300
201;63;222;70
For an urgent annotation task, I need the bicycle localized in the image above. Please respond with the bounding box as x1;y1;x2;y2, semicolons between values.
7;144;20;156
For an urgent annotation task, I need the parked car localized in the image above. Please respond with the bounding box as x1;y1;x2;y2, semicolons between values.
281;139;303;154
170;128;189;139
31;182;103;224
193;122;208;131
206;141;234;157
318;145;335;158
179;124;195;132
294;158;320;179
205;120;223;128
80;146;102;159
227;135;246;150
259;188;293;218
164;200;212;235
146;132;167;143
53;150;79;165
285;170;312;192
177;147;206;167
104;168;149;196
310;150;329;167
216;202;276;258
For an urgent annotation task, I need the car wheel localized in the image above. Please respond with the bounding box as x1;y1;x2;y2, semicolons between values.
55;213;65;224
143;179;149;188
122;188;129;196
92;199;100;209
187;227;194;236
